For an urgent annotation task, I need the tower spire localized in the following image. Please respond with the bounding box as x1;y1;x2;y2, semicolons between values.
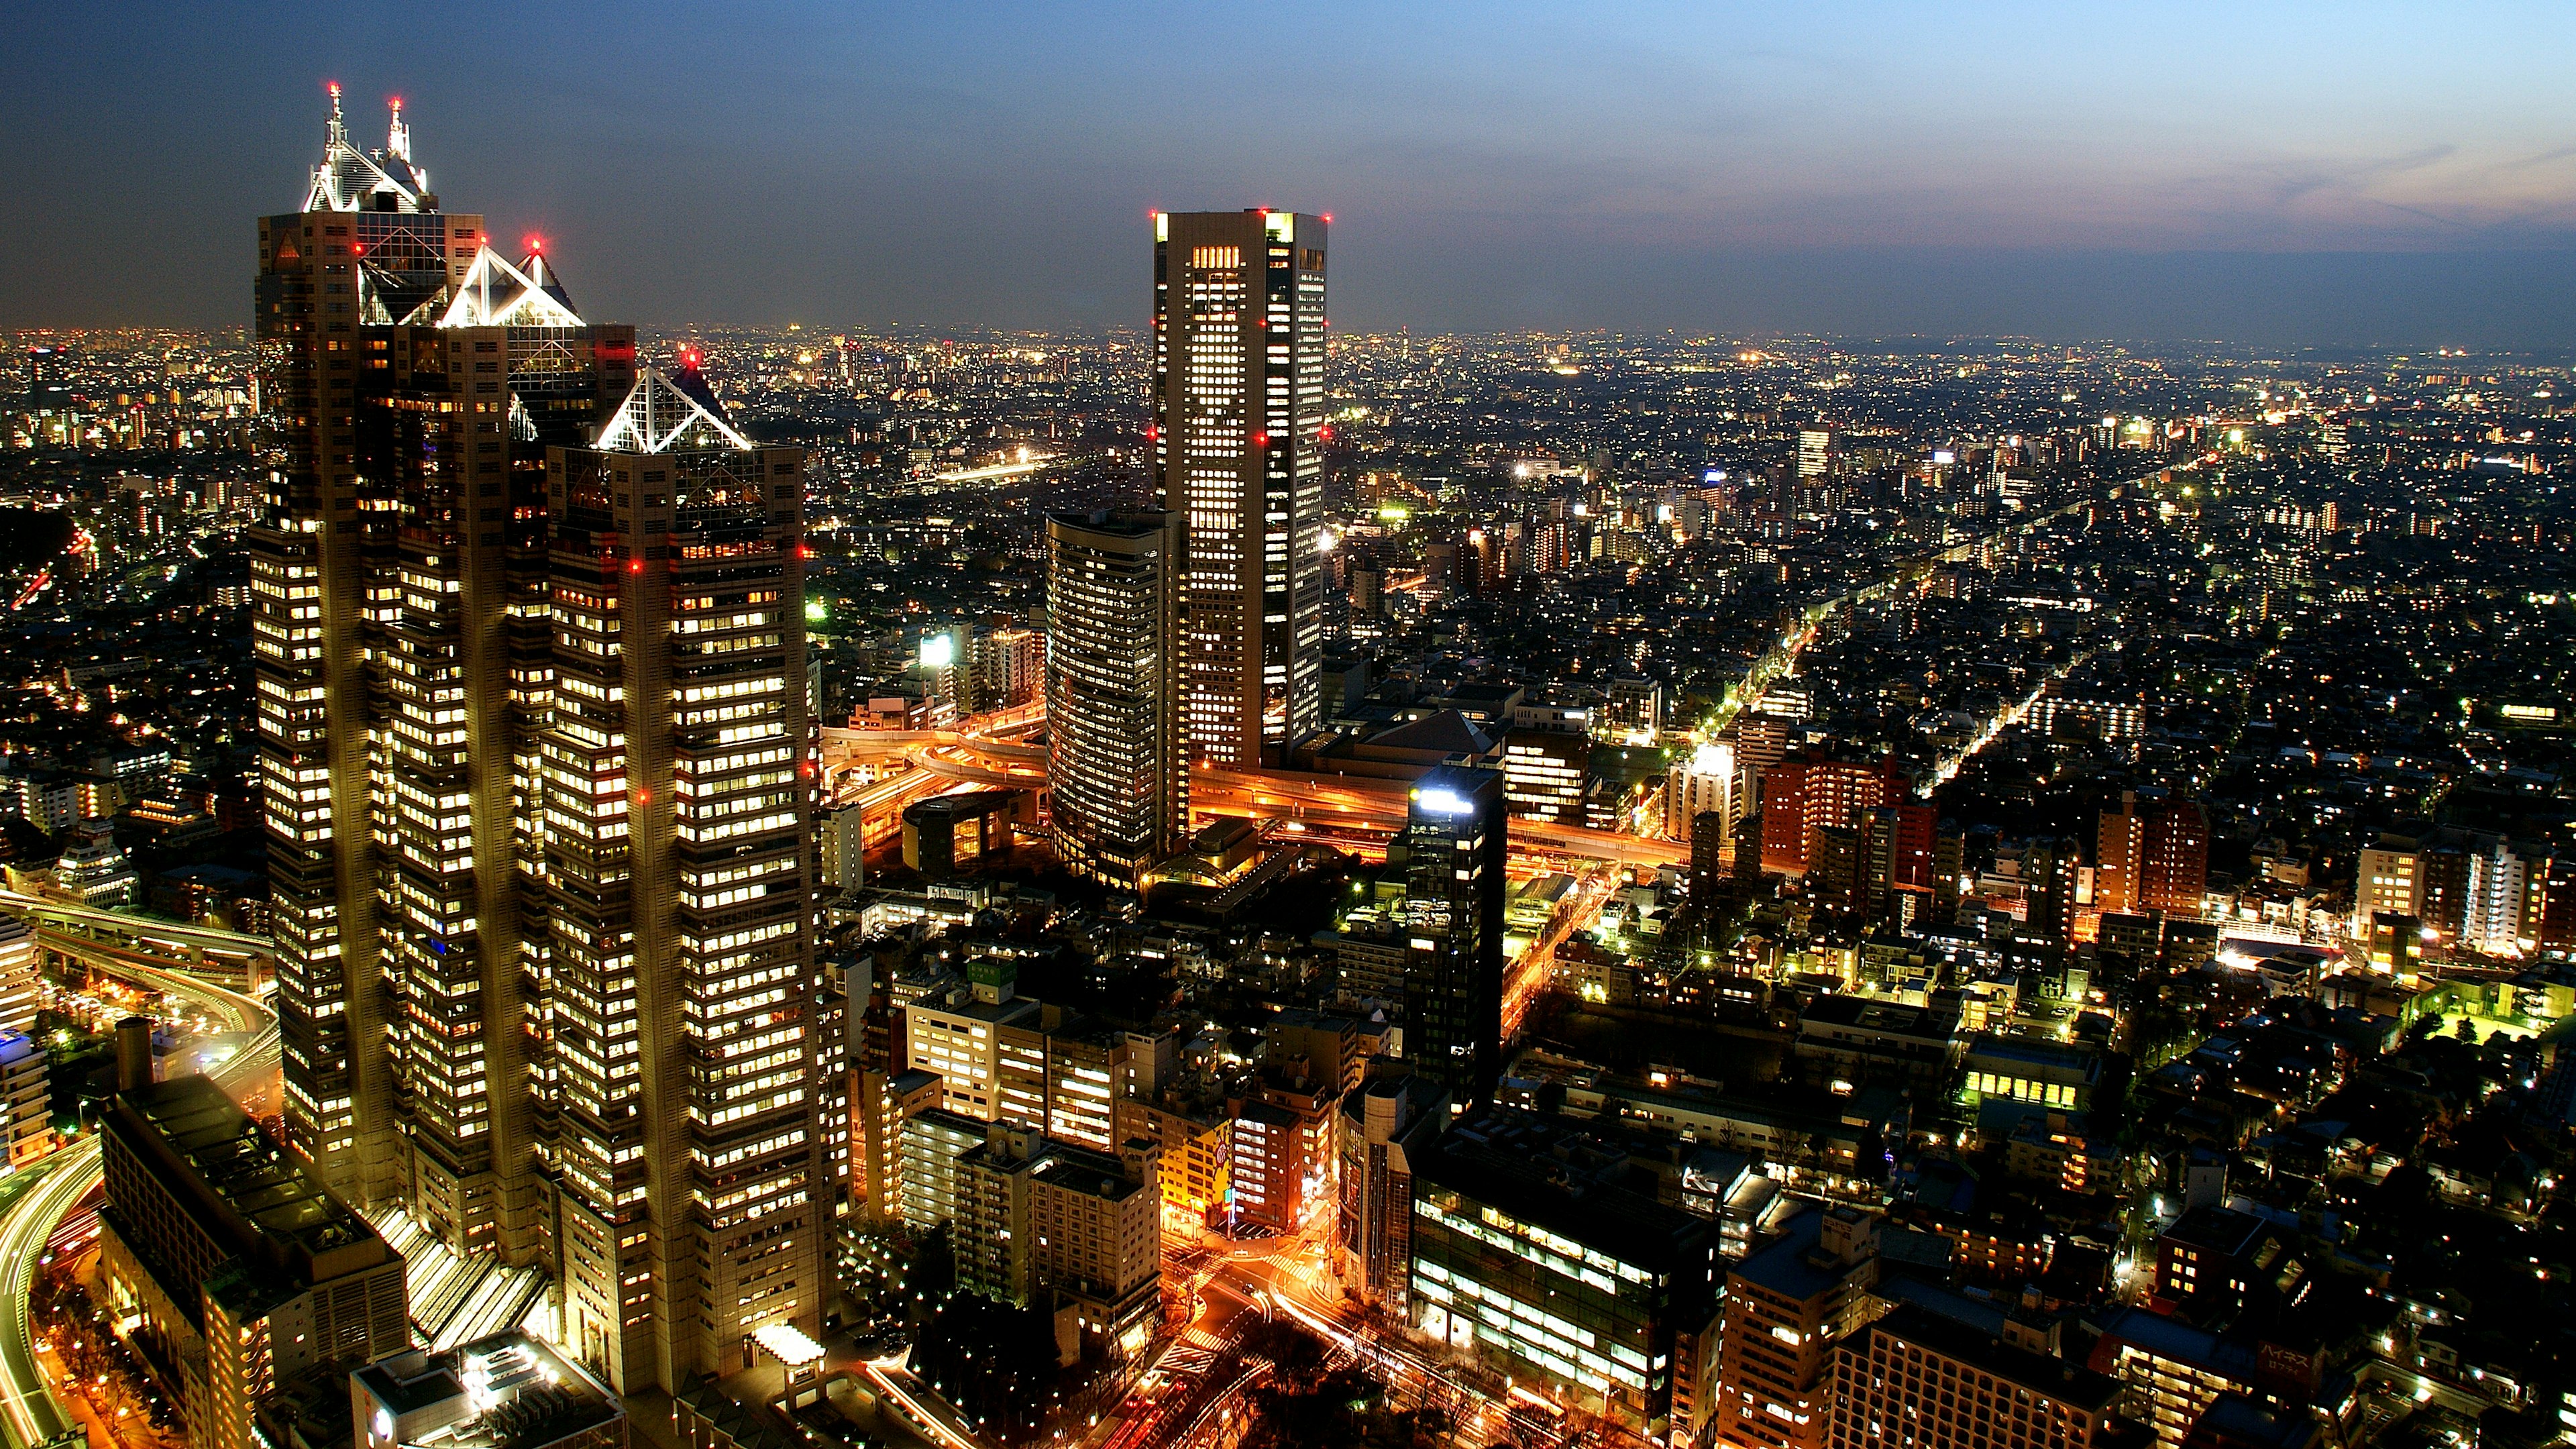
387;95;409;162
326;80;345;142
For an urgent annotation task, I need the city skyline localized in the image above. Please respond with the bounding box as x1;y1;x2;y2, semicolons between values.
5;3;2576;343
5;24;2576;1449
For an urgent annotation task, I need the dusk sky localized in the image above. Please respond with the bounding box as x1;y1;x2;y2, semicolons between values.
6;1;2572;343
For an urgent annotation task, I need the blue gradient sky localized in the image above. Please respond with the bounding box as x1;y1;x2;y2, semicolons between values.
5;1;2571;342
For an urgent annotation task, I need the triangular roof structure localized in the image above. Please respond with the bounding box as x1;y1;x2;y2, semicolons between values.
1371;710;1495;756
436;246;584;328
592;367;753;453
302;86;433;213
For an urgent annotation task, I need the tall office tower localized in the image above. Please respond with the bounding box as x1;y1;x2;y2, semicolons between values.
1400;765;1505;1110
254;91;636;1250
542;367;825;1392
24;345;72;411
1796;425;1839;480
1152;209;1328;766
1044;508;1189;889
252;89;487;1208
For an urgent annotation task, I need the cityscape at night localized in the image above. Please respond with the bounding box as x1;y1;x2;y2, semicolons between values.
2;7;2575;1449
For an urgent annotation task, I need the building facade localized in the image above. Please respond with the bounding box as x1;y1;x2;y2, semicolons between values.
1044;508;1188;888
1401;765;1507;1110
539;369;826;1392
1152;210;1328;767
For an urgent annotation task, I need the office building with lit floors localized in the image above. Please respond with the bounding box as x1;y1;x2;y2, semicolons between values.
1827;1304;2119;1449
1407;1106;1716;1435
1153;209;1328;765
252;90;637;1256
97;1073;411;1449
1044;508;1188;888
1400;765;1507;1109
539;366;827;1393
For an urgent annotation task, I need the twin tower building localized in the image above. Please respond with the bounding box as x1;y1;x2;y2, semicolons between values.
250;92;1328;1392
1046;208;1330;889
252;91;820;1395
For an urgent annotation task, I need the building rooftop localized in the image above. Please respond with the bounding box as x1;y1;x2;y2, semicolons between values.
1413;1106;1711;1277
354;1332;622;1449
1860;1303;2118;1411
1732;1205;1866;1301
116;1073;380;1260
1799;994;1961;1042
2161;1204;2277;1259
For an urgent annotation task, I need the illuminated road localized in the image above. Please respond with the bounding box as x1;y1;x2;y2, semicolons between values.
0;965;277;1449
1501;871;1619;1041
860;1358;989;1449
1197;1238;1594;1449
0;888;271;989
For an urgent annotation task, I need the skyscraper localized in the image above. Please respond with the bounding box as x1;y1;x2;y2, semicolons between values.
1152;209;1328;767
1401;765;1505;1110
252;91;824;1393
1044;508;1188;889
542;368;826;1391
253;87;637;1231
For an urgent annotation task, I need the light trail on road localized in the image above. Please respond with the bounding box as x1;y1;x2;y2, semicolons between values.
0;964;277;1449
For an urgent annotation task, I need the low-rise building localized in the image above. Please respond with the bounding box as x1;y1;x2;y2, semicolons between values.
1827;1303;2120;1449
352;1332;625;1449
1408;1107;1717;1436
98;1073;411;1449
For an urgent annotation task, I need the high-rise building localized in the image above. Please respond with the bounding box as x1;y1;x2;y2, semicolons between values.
1668;740;1737;840
1713;1207;1878;1449
1152;209;1328;766
1797;426;1840;480
24;344;72;411
1759;754;1905;875
252;94;825;1395
1499;721;1587;823
1401;765;1505;1110
0;918;37;1036
2139;797;2209;916
2094;794;2144;916
251;91;635;1244
1333;1074;1446;1313
951;1124;1163;1360
1044;508;1188;888
541;368;825;1391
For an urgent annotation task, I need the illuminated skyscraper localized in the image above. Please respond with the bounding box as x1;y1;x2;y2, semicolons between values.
253;87;623;1230
1152;209;1328;766
541;367;825;1391
252;92;824;1390
1044;508;1188;889
1401;765;1505;1110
